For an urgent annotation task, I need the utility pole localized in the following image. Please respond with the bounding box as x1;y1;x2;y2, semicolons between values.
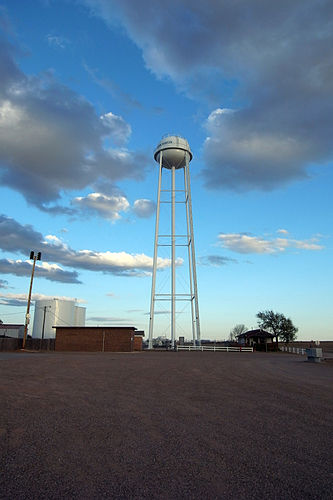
40;305;50;350
22;251;41;349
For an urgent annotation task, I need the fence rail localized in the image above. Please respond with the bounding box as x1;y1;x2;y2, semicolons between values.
176;345;253;352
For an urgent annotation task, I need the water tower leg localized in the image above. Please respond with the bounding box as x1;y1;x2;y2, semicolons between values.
171;165;176;349
148;153;163;349
184;166;196;346
185;159;201;345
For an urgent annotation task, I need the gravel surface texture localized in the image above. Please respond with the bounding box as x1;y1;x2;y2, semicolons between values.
1;351;332;499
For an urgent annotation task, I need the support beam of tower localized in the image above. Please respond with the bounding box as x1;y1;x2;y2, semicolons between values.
148;135;201;349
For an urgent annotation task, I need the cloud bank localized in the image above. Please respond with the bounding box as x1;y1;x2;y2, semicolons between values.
0;33;149;209
0;214;180;279
218;232;323;254
0;292;84;307
84;0;333;191
0;259;81;284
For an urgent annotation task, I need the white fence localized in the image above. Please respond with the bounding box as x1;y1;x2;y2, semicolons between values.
176;345;253;352
280;346;306;355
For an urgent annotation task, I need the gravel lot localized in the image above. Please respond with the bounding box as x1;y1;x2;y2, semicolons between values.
1;351;332;499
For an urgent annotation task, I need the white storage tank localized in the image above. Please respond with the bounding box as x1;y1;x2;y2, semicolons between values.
74;305;86;326
32;299;86;339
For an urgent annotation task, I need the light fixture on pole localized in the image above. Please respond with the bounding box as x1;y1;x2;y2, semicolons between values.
22;251;41;349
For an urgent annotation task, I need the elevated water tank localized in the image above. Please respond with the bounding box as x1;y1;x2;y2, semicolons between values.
154;135;192;169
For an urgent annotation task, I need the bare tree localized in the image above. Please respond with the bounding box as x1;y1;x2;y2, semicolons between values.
229;323;247;341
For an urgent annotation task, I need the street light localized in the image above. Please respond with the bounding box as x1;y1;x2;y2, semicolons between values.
22;251;42;349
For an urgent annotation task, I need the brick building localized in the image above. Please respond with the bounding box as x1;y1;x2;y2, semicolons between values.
55;326;144;352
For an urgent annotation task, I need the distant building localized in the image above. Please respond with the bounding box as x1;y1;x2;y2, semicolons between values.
0;324;24;338
237;329;274;348
134;331;145;351
32;299;86;339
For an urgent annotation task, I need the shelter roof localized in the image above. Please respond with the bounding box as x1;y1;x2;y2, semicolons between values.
237;329;274;339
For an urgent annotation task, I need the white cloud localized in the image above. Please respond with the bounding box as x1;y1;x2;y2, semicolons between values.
133;199;156;218
100;111;131;146
71;194;156;221
72;192;130;220
44;235;64;245
277;229;289;235
218;233;323;254
69;249;182;275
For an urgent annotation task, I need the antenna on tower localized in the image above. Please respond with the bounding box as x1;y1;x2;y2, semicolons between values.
148;135;201;349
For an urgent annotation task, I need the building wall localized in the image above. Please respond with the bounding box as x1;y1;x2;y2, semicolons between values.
134;336;143;351
55;327;135;352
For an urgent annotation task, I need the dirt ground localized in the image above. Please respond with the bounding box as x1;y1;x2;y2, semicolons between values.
1;351;332;499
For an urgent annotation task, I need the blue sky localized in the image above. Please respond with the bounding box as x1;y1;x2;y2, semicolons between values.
0;0;332;341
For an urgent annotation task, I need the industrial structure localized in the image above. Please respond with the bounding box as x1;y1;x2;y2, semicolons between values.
32;299;86;339
148;135;200;349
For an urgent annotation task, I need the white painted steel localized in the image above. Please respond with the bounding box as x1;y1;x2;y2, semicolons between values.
171;165;176;348
154;135;192;169
185;158;201;344
149;135;201;348
148;153;163;349
183;167;196;345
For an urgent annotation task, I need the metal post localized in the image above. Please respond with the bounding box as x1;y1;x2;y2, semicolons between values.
148;152;163;349
39;305;47;350
23;256;37;349
185;159;201;344
171;165;176;348
183;162;196;345
41;305;49;350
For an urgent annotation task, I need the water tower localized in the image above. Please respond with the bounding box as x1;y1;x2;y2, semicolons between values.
148;135;201;348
